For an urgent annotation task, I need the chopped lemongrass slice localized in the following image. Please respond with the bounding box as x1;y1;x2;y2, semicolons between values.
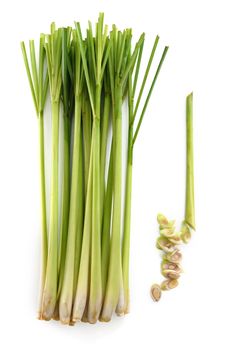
150;284;162;302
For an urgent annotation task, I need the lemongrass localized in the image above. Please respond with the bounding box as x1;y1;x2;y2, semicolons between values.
21;35;48;319
22;14;170;324
101;144;113;297
59;28;86;324
56;28;73;320
42;25;62;320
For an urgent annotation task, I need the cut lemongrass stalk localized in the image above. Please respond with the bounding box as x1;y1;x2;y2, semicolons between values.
185;92;195;230
42;27;62;320
21;35;49;319
181;221;191;243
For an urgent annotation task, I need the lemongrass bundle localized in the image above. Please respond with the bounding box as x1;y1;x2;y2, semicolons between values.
21;13;168;325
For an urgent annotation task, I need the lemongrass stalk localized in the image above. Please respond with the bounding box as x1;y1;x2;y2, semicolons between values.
21;36;48;319
57;114;71;298
88;14;105;323
101;82;123;321
82;91;92;196
88;115;102;323
58;28;73;295
101;143;113;297
120;76;134;315
42;27;62;320
59;28;83;323
72;147;93;322
81;302;89;323
42;100;60;320
71;22;96;324
100;91;111;215
59;99;82;324
185;93;195;230
72;135;84;297
38;113;48;314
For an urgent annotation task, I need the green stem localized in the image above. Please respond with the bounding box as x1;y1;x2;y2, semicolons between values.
73;136;84;298
38;113;48;319
121;127;133;314
72;142;93;323
101;143;113;296
88;85;102;323
119;74;134;315
185;92;195;230
82;93;92;196
59;100;82;324
101;84;123;321
58;115;71;297
100;93;110;216
42;100;59;320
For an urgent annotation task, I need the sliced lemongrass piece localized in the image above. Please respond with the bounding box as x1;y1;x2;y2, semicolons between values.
161;279;179;291
165;250;182;263
168;233;183;245
150;284;162;302
157;213;169;226
160;227;176;238
161;259;181;272
156;237;176;253
159;220;175;230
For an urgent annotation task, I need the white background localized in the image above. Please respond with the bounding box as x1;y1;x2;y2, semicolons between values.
0;0;233;349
